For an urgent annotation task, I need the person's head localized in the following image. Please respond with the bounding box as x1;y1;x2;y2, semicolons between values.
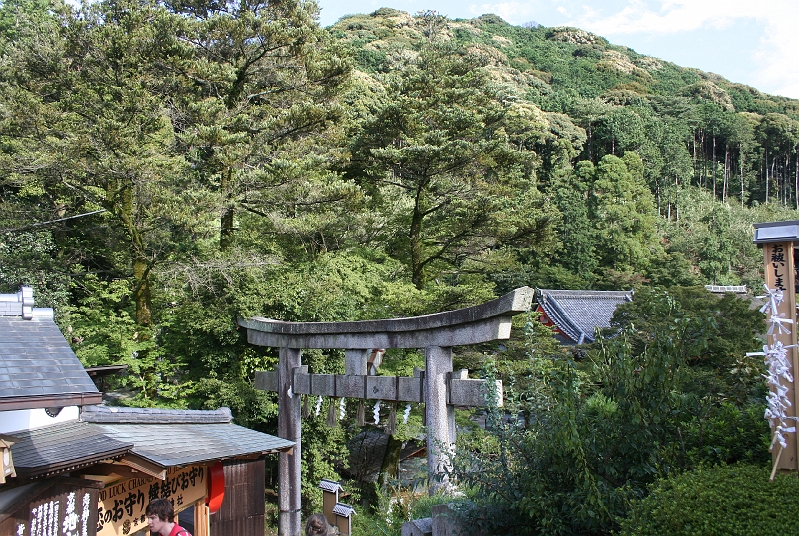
146;498;175;534
305;513;330;536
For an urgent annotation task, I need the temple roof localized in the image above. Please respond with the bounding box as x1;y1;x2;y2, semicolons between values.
0;287;101;411
8;420;131;479
7;406;294;480
82;406;294;467
535;289;633;344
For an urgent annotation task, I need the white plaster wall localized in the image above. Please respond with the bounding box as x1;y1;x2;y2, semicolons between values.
0;406;80;434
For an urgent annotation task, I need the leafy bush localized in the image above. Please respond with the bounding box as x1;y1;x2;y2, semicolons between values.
618;464;799;536
351;485;454;536
678;401;770;467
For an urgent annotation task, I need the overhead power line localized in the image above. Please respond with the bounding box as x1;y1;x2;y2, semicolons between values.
0;209;107;233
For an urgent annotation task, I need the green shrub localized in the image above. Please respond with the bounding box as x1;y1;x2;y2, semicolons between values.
618;464;799;536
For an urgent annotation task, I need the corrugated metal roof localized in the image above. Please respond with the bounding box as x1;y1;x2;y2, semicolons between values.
8;420;132;478
90;422;294;467
535;289;633;344
0;316;101;408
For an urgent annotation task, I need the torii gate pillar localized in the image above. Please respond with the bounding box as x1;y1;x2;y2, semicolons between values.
426;345;454;485
240;287;533;536
277;347;302;536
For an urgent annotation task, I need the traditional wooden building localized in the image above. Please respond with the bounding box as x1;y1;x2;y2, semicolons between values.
0;287;294;536
534;288;633;345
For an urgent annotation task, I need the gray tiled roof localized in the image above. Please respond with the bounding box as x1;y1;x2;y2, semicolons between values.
332;503;356;517
8;420;133;478
319;479;343;493
81;405;233;424
8;409;295;479
0;315;101;410
90;421;295;467
535;289;633;344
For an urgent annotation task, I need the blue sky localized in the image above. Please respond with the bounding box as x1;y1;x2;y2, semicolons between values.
317;0;799;101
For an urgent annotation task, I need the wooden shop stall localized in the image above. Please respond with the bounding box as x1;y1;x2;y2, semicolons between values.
0;286;294;536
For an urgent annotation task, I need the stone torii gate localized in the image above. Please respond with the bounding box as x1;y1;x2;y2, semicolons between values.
239;286;533;536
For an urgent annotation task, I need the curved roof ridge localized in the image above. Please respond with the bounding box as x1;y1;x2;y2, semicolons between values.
535;288;633;344
537;291;584;343
81;405;233;424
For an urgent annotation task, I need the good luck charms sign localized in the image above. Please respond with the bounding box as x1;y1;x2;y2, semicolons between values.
97;465;206;536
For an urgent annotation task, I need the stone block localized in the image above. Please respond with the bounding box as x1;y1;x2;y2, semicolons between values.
254;370;278;392
310;373;336;396
401;518;432;536
336;374;365;398
449;379;503;408
365;375;397;400
293;367;310;394
398;376;424;402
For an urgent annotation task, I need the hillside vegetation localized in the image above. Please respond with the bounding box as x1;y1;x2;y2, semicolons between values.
0;3;796;532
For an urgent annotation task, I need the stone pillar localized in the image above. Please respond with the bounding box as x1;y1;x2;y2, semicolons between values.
425;345;453;494
278;347;302;536
345;349;369;376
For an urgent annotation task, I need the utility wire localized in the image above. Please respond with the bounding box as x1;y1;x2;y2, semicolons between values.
0;209;107;233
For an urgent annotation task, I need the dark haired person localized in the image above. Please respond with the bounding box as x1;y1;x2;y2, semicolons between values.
145;498;192;536
305;513;331;535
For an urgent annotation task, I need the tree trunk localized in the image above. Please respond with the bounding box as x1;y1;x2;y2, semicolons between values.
220;167;234;250
377;434;403;487
411;184;425;289
692;130;697;184
723;144;729;202
740;143;745;207
220;207;234;250
700;130;706;188
712;135;717;199
765;152;769;203
786;153;791;207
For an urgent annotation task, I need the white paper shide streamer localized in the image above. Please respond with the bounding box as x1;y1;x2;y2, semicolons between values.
750;285;797;475
315;396;323;417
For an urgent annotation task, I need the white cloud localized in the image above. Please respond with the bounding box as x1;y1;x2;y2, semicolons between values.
464;0;799;98
751;3;799;99
570;0;779;35
568;0;799;98
469;1;536;21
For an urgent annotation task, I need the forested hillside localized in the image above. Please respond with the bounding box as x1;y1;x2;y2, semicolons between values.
1;1;797;530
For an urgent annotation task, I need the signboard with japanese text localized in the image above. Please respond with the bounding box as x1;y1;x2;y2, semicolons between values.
0;482;99;536
97;465;207;536
763;242;799;471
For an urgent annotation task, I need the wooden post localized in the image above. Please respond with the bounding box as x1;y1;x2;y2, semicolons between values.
278;347;303;536
763;242;799;471
332;503;355;536
318;479;343;527
193;499;210;536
